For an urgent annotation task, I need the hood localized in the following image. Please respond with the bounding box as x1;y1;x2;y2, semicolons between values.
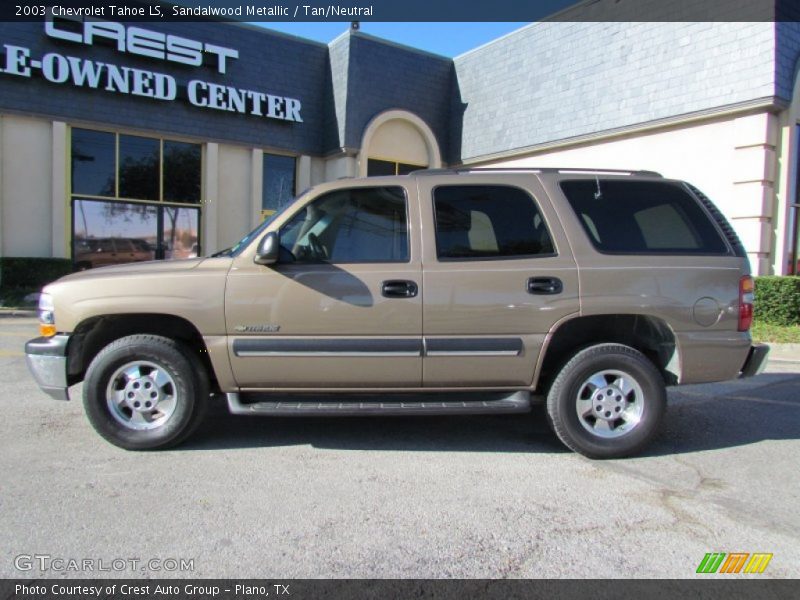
41;256;233;333
49;258;208;286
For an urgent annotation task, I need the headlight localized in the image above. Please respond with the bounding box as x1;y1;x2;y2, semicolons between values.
38;293;56;337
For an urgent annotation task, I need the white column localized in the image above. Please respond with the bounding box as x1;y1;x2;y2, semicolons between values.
774;109;798;275
324;155;357;181
296;155;312;192
251;148;263;227
203;143;219;254
309;157;326;186
51;121;67;258
730;113;778;275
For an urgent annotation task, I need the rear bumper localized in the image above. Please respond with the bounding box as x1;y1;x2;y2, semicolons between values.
739;343;770;378
25;335;70;401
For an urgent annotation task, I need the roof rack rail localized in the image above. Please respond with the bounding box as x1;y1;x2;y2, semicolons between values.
414;167;663;177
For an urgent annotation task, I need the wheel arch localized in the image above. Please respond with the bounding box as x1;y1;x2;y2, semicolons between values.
67;313;218;391
534;314;679;393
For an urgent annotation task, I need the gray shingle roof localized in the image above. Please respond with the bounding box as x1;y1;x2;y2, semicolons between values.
453;22;790;162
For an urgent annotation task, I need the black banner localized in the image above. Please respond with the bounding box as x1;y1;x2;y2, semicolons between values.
2;0;799;23
2;580;800;600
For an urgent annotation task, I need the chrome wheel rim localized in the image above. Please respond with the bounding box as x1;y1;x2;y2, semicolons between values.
105;361;178;431
575;369;645;439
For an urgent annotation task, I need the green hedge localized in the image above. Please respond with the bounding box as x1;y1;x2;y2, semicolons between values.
0;257;73;290
754;276;800;326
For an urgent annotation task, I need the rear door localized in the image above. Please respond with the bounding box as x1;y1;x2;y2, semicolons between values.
417;173;580;387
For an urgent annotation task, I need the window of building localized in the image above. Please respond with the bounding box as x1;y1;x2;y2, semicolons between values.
790;126;800;275
367;158;425;176
560;180;729;255
70;127;202;267
262;153;296;219
791;203;800;275
164;141;202;203
71;129;116;197
279;187;408;263
118;134;160;201
791;207;800;274
433;185;555;260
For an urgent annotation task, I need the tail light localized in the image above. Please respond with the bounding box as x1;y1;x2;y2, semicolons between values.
738;275;754;332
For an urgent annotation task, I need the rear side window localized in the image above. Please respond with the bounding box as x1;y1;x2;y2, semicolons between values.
433;185;555;260
560;180;729;255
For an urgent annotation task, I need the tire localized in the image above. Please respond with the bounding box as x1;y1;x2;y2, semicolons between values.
82;334;209;450
546;343;666;459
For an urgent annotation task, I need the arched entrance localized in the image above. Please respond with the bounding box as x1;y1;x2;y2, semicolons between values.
358;110;442;177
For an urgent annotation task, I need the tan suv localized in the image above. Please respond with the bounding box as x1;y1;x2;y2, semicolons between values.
25;169;769;458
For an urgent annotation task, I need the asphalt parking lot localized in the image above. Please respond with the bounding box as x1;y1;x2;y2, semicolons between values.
1;316;798;579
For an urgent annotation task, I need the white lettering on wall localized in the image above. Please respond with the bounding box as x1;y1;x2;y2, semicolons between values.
3;45;32;77
44;16;237;75
0;19;303;123
185;79;302;122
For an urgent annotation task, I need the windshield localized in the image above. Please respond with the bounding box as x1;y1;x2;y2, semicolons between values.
212;192;307;258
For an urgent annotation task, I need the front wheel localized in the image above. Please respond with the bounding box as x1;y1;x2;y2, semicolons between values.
83;334;209;450
546;344;666;459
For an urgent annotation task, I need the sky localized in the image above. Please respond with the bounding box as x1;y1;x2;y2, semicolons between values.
252;22;530;57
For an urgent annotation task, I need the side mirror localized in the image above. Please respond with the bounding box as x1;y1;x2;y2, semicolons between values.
254;231;280;265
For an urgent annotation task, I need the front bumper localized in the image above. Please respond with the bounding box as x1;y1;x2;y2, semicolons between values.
739;343;770;378
25;335;71;400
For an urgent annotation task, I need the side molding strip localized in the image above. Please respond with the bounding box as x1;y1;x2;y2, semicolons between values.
233;338;423;358
232;338;524;358
425;338;523;357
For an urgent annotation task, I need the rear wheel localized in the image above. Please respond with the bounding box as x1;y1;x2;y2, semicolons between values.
546;343;666;459
83;334;209;450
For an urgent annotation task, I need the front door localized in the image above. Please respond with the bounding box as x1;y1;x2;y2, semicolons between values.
225;184;423;389
416;175;580;387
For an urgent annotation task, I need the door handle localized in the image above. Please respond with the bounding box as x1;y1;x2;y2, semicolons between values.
527;276;563;295
382;280;418;298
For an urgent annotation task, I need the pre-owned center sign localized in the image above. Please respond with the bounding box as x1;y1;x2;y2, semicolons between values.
0;17;303;123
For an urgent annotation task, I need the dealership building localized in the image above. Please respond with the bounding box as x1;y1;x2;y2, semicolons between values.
1;15;800;274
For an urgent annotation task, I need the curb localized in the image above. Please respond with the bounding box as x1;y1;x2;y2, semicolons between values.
0;309;36;318
767;344;800;363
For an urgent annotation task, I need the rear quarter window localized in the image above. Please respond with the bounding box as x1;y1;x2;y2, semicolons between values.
559;180;729;255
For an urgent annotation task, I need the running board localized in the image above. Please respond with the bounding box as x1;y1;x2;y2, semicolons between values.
226;391;532;416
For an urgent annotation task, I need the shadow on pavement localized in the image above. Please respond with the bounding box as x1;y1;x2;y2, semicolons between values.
647;372;800;457
184;402;567;454
180;373;799;456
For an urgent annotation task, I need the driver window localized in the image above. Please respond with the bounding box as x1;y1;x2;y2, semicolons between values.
279;186;409;263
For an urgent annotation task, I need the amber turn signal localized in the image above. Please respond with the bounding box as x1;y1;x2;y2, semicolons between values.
39;324;57;337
